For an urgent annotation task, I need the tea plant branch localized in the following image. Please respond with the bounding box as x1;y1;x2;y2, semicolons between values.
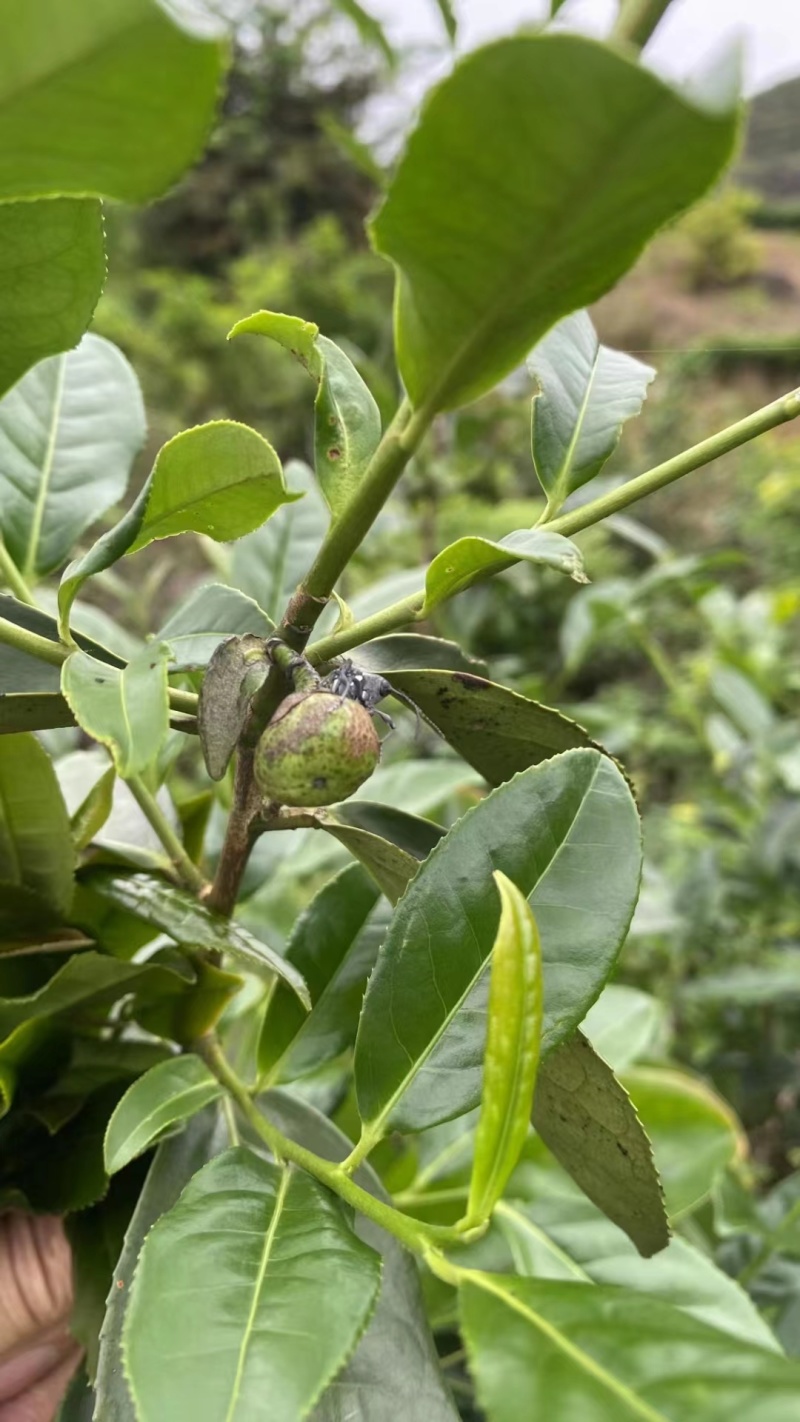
196;1032;485;1255
307;592;424;665
0;537;37;607
611;0;674;48
211;399;433;908
0;612;199;718
306;386;800;668
126;774;208;894
543;386;800;539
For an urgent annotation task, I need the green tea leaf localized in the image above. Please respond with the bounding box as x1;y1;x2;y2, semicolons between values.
104;1057;223;1175
230;461;328;620
158;584;273;671
95;1106;229;1422
230;313;381;519
355;633;485;677
67;1168;145;1383
197;632;269;781
261;1090;459;1422
0;951;192;1039
354;749;641;1136
467;873;542;1226
372;33;737;410
384;669;599;785
494;1187;779;1353
531;1031;669;1258
422;529;586;615
258;864;380;1084
85;871;310;1008
528;311;655;512
70;763;116;852
123;1149;382;1422
0;198;105;399
58;422;294;638
459;1273;800;1421
624;1067;746;1220
62;644;171;778
0;336;145;580
316;800;444;903
0;0;223;204
0;732;73;916
581;985;667;1072
0;594;123;699
0;693;74;733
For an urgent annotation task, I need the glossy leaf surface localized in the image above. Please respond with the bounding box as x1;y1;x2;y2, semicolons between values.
422;528;586;615
0;335;145;578
531;1032;669;1258
58;422;294;636
354;749;641;1135
467;873;542;1225
0;0;223;204
104;1056;223;1175
62;644;171;778
95;1106;229;1422
262;1091;459;1422
259;864;380;1083
124;1149;382;1422
372;34;736;411
86;872;310;1007
0;198;105;398
528;311;655;509
460;1273;800;1421
229;313;381;519
0;732;73;916
355;634;485;677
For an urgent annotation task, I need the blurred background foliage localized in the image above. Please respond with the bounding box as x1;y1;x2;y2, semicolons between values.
73;0;800;1336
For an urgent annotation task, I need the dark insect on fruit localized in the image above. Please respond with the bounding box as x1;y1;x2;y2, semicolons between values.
323;658;421;733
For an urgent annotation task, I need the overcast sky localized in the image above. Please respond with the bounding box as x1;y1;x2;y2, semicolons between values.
370;0;800;95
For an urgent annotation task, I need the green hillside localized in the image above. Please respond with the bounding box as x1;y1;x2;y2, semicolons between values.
740;74;800;203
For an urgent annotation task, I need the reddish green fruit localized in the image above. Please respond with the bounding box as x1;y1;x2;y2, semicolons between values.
254;690;380;807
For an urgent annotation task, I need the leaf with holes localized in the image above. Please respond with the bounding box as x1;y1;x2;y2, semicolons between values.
528;311;655;514
353;750;641;1139
62;645;171;778
123;1149;382;1422
229;313;381;520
